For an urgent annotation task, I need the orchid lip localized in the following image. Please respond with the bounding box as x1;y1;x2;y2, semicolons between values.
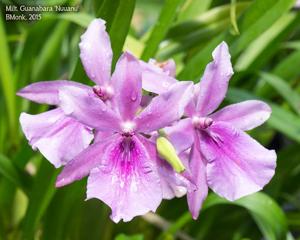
93;85;114;101
192;116;213;129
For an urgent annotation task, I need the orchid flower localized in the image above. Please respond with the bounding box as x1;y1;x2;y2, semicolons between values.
17;19;175;167
55;52;193;222
164;42;276;219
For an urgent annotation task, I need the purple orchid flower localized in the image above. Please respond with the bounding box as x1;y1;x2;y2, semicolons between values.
17;19;176;167
55;52;193;222
164;42;276;219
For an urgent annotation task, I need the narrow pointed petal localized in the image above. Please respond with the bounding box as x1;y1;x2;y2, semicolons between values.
111;52;142;120
187;134;208;220
210;100;271;131
58;86;121;131
140;58;177;94
142;71;177;94
200;122;276;201
79;19;112;85
87;135;162;223
17;80;89;105
196;42;233;115
164;118;194;154
135;82;193;133
20;108;93;168
56;135;114;187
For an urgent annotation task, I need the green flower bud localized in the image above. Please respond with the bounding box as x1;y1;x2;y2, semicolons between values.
156;136;185;173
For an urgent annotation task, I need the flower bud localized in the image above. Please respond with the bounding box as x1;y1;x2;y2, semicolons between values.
156;136;185;173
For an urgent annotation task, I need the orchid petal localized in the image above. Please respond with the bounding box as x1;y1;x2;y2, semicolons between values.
201;122;276;201
184;83;199;117
142;71;177;94
111;52;142;120
187;134;208;220
164;118;194;154
58;86;121;131
161;59;176;77
135;81;193;133
210;100;271;131
17;80;89;105
56;135;114;187
20;108;93;168
79;19;112;85
196;42;233;115
87;135;162;223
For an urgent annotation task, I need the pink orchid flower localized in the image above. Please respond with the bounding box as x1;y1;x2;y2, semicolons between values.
164;42;276;219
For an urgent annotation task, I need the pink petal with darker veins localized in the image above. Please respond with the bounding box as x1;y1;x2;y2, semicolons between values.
87;135;162;223
200;122;276;201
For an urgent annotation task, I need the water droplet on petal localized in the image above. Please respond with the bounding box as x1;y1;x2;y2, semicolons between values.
131;92;137;101
101;105;107;112
162;82;170;88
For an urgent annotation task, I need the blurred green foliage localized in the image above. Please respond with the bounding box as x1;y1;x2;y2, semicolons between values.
0;0;300;239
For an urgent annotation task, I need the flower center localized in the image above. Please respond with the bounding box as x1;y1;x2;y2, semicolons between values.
121;121;136;137
192;116;213;129
93;85;114;101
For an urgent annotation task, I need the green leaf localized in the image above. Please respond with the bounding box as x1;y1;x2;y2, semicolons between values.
204;193;288;240
109;0;136;66
230;0;295;57
256;48;300;98
230;0;240;35
141;0;184;61
46;13;93;28
96;0;121;30
22;161;58;240
115;234;143;240
260;72;300;115
235;13;296;71
179;0;295;80
32;21;69;81
162;193;287;240
178;33;225;80
177;0;212;21
0;154;31;195
168;2;250;39
42;182;85;240
0;11;17;138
